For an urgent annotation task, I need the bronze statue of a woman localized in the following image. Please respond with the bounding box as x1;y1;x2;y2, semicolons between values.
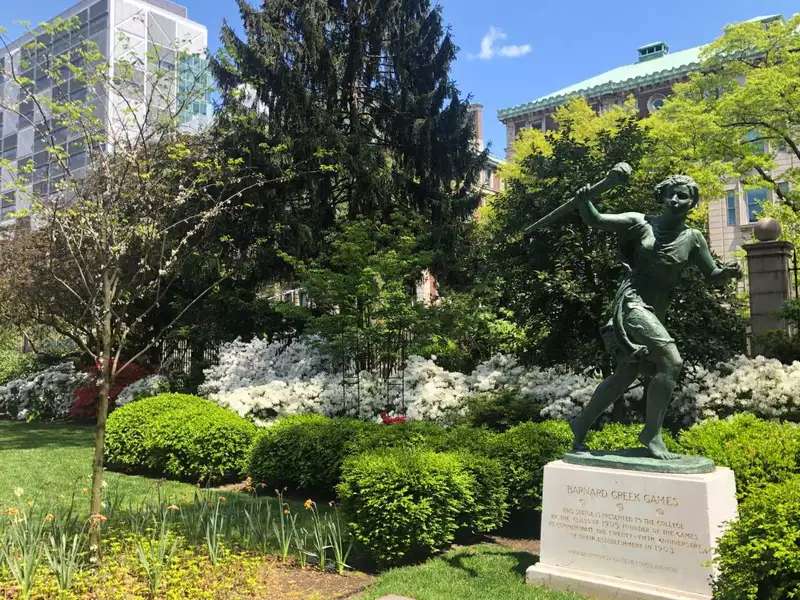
567;170;740;459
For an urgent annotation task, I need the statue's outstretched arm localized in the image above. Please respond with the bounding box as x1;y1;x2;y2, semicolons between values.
691;230;742;283
574;185;638;233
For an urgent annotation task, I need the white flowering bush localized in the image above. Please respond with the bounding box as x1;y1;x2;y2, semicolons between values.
672;355;800;425
0;362;89;421
467;353;643;423
203;336;469;423
116;374;171;406
201;336;800;426
198;336;332;397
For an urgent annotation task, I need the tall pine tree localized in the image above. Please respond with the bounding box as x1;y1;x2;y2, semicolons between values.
209;0;486;276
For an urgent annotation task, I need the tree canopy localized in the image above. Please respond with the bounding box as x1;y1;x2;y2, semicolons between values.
480;98;746;369
208;0;486;280
645;15;800;206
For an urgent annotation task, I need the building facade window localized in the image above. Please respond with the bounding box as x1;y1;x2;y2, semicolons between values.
746;187;769;222
646;93;666;114
726;190;737;225
745;130;767;154
1;191;15;220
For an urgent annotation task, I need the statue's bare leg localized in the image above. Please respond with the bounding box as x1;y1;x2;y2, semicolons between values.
571;362;639;451
638;343;683;459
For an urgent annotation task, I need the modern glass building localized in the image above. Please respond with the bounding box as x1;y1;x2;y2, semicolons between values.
0;0;211;225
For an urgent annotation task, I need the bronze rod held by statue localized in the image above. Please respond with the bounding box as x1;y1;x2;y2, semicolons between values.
524;162;632;233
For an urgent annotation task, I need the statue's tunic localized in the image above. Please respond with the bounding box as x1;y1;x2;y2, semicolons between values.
604;214;707;362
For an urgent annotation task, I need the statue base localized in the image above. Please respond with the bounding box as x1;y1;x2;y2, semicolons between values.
563;448;714;474
527;460;737;600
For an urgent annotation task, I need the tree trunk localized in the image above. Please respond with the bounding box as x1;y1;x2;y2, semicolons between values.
89;272;113;556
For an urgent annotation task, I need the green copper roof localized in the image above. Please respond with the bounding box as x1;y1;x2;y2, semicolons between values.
497;44;704;121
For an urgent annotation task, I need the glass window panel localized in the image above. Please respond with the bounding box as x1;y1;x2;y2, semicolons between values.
726;190;737;226
89;14;108;36
90;0;108;19
746;188;769;222
32;181;48;196
69;151;87;170
34;151;48;168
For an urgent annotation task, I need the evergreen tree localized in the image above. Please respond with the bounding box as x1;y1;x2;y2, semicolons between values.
209;0;486;279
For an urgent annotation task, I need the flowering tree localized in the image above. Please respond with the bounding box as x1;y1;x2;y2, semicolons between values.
0;18;265;552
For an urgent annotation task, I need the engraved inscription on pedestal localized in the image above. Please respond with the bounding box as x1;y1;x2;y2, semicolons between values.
529;460;738;600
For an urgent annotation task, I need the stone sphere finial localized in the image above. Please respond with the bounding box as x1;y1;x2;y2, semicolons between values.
754;218;782;242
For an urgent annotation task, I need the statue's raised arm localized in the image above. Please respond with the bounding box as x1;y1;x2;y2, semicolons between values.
524;162;632;234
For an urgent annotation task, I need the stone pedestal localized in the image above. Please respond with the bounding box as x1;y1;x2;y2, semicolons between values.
743;239;794;350
527;460;737;600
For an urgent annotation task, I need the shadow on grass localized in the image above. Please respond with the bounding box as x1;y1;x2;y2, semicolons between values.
0;420;93;450
443;547;538;580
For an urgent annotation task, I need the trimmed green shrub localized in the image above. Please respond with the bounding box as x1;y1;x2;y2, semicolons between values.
586;422;682;453
714;475;800;600
436;424;499;455
455;452;508;535
248;414;370;493
487;420;573;511
466;390;544;431
345;420;449;456
105;393;199;470
106;393;257;484
679;413;800;500
337;449;475;567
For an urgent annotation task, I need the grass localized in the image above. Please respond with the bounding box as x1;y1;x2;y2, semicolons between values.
0;420;197;512
360;544;583;600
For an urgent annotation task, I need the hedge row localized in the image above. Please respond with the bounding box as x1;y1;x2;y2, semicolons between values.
249;416;572;511
105;393;258;485
106;396;800;581
247;413;800;570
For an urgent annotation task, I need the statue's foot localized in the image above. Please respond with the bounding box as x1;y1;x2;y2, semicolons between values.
570;419;588;452
638;430;681;460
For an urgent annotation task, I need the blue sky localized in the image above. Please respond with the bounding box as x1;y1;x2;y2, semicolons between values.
2;0;798;157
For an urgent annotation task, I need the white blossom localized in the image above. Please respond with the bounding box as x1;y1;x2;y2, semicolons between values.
0;363;89;420
200;337;800;426
116;374;170;406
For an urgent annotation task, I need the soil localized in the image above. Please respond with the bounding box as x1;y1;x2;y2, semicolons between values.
255;559;374;599
488;534;541;557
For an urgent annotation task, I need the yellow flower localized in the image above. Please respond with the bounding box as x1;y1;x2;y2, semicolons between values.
13;487;24;498
167;504;180;512
304;499;314;511
44;513;55;523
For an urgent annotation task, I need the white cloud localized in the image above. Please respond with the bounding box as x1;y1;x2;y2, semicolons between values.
499;43;532;58
474;26;531;60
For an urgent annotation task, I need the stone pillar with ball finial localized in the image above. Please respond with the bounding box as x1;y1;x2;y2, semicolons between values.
743;218;795;352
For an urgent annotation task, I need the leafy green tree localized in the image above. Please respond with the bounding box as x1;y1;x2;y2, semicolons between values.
481;98;745;369
286;214;430;370
0;18;258;553
645;15;800;204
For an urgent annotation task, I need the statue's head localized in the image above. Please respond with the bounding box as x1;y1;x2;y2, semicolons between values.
654;175;700;216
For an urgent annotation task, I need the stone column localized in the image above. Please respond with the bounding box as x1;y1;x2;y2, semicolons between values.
743;219;794;351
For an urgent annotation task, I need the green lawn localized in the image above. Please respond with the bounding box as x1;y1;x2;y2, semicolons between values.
0;420;202;513
360;544;583;600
